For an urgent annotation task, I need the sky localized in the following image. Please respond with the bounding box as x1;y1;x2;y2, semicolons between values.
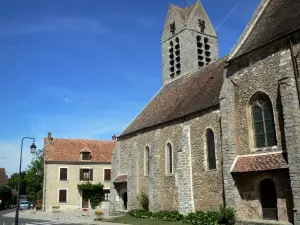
0;0;260;176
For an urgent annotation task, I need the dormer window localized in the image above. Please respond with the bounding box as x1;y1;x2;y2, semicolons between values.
80;148;91;160
82;152;90;160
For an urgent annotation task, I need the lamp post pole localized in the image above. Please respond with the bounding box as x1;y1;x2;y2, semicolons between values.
14;137;36;225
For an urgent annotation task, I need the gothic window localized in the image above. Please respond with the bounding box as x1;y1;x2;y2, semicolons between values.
170;22;176;35
198;19;206;33
144;146;150;176
165;143;173;174
251;94;277;148
206;129;216;170
204;37;211;65
196;36;204;68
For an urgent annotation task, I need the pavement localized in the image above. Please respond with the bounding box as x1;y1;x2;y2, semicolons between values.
0;209;128;225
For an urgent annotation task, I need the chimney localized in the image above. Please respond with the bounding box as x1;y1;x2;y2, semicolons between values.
47;132;52;142
112;134;117;141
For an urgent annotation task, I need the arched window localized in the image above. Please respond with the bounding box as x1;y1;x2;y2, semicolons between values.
165;143;173;174
251;94;277;148
206;129;216;170
144;146;150;176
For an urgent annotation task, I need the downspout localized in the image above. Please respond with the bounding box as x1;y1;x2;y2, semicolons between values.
287;36;300;107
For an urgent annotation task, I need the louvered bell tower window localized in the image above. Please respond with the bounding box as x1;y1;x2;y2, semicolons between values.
252;97;277;148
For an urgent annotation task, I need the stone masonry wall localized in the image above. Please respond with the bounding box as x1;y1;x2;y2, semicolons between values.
116;108;223;214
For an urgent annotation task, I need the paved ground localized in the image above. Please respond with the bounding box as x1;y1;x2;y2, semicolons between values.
1;209;128;225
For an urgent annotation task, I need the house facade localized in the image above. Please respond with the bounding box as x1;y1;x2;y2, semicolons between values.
110;0;300;224
43;132;115;211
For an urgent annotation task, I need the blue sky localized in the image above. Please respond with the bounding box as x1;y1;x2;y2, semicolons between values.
0;0;260;175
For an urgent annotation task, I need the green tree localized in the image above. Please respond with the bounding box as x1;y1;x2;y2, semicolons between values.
0;185;12;207
8;171;27;195
25;149;44;202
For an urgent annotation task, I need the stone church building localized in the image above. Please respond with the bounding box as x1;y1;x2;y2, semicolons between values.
110;0;300;224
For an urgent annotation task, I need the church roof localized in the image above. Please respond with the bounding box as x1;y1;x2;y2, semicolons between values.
229;0;300;60
120;57;227;138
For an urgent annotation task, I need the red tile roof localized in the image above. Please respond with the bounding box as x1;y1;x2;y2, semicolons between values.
113;174;127;183
0;168;8;185
44;138;116;163
230;152;288;173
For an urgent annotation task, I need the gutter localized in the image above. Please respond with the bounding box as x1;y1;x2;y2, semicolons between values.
287;36;300;107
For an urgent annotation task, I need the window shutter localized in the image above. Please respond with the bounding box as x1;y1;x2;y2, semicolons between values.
60;168;67;180
105;169;111;181
90;169;93;181
80;169;83;181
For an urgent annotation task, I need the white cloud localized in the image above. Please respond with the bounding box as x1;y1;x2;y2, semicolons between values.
64;97;72;103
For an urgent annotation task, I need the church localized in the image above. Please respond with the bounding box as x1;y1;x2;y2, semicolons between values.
110;0;300;224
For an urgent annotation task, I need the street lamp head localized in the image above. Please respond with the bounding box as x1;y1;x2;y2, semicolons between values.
30;142;37;154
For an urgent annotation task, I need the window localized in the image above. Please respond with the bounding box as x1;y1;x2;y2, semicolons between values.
59;168;68;181
80;169;93;181
165;143;173;174
144;146;150;176
206;129;216;170
82;152;90;160
103;190;110;201
251;94;277;148
104;169;111;181
58;189;67;203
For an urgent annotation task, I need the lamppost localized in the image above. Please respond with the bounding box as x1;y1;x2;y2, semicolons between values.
14;137;37;225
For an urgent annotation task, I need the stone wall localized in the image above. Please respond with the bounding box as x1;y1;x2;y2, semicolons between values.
113;108;224;214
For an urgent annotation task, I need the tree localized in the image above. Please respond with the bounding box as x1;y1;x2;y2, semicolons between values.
25;149;44;202
8;171;27;195
0;185;12;208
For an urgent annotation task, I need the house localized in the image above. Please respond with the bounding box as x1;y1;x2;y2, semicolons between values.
110;0;300;224
43;132;116;211
0;168;8;185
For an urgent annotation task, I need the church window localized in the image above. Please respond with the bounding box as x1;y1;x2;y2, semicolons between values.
198;19;206;33
144;146;150;176
206;129;216;170
175;38;181;76
170;22;176;35
204;37;211;65
251;94;277;148
196;35;204;69
169;41;175;79
165;143;173;174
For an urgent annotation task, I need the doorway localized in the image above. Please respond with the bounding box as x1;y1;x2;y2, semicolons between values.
123;192;128;210
82;191;89;209
260;179;278;220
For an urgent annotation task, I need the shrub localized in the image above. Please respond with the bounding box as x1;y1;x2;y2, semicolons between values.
128;209;152;218
137;189;149;210
151;211;184;222
219;206;235;225
36;206;42;210
183;211;221;225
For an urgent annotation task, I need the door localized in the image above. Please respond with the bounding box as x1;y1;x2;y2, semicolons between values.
260;179;278;220
82;191;89;208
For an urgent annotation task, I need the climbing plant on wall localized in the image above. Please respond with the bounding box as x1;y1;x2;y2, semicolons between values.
77;182;104;209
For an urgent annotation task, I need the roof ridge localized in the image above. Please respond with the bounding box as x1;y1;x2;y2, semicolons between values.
44;137;115;142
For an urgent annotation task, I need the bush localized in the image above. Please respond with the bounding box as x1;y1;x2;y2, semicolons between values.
219;206;235;225
36;206;42;210
151;211;184;222
128;209;152;218
183;211;221;225
137;189;149;210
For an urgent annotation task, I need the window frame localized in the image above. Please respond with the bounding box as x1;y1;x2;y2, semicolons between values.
81;152;91;161
58;188;68;203
165;142;174;175
248;92;277;151
79;168;93;181
58;167;69;181
103;168;111;182
206;128;217;171
103;189;110;202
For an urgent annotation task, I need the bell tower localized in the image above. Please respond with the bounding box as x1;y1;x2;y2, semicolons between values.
161;1;219;85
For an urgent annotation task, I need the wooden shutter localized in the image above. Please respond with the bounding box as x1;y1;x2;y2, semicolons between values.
90;169;93;181
60;168;67;180
59;190;67;202
105;169;111;181
80;169;83;181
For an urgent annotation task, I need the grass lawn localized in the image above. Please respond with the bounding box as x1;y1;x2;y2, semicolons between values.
104;215;185;225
